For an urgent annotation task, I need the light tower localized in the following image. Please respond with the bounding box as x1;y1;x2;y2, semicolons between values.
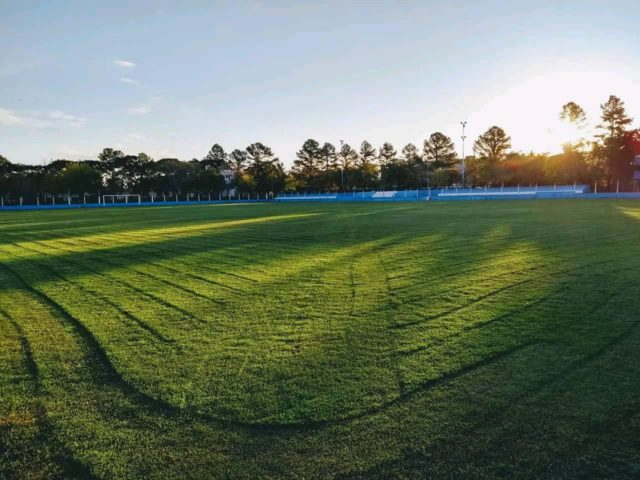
339;139;345;190
460;121;467;187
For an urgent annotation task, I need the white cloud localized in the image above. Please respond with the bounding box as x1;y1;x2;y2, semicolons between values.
125;96;160;116
0;108;85;128
180;104;204;114
124;132;150;142
51;144;95;160
48;110;80;122
114;59;135;68
126;106;150;115
0;108;25;126
40;110;85;127
120;77;140;85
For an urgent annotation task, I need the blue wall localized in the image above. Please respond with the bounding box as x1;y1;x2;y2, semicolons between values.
3;186;640;211
0;199;262;212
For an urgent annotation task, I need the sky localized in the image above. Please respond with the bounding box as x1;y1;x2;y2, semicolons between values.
1;0;639;166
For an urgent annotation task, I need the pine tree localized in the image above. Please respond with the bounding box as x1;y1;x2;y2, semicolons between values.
291;139;323;190
358;141;378;188
292;139;322;176
246;143;285;193
594;95;634;184
423;132;457;168
97;147;125;192
401;143;421;165
246;142;277;166
560;101;589;152
338;142;358;169
320;142;337;172
473;127;511;163
596;95;632;141
358;141;377;167
378;142;397;167
229;149;248;177
202;144;228;171
560;101;587;128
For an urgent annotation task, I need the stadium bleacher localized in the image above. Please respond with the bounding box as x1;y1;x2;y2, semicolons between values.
275;185;591;202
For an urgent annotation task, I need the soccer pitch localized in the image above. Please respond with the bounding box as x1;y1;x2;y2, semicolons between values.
1;200;639;478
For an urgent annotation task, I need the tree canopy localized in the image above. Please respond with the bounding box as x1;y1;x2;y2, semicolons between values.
1;94;638;200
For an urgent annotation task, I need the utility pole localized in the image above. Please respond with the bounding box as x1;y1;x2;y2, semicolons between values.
460;121;467;187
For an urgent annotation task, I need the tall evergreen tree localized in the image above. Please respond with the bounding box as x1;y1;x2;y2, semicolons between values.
473;126;511;163
358;141;378;188
246;142;277;166
338;142;358;169
202;144;228;171
229;149;248;177
319;142;338;190
400;143;426;187
320;142;337;172
246;142;285;193
377;142;398;188
596;95;632;140
378;142;397;167
358;141;377;167
423;132;457;168
292;139;322;178
594;95;634;184
471;127;512;185
97;147;125;192
98;147;124;163
401;143;421;165
560;101;589;152
560;101;587;127
121;152;152;192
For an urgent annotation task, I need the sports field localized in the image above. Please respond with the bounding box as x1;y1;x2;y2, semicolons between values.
1;200;639;479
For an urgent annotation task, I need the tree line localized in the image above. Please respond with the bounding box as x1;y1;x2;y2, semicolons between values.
1;95;639;201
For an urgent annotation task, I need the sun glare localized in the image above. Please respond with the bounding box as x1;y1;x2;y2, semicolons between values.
469;70;639;153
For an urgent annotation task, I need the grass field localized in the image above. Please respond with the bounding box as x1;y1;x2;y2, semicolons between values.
0;200;639;479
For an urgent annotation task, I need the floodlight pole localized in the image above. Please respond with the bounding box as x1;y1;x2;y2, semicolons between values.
340;139;345;191
460;121;467;187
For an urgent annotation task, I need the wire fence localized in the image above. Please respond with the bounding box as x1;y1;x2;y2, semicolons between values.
3;185;640;211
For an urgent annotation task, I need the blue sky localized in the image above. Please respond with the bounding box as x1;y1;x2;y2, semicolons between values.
1;1;639;166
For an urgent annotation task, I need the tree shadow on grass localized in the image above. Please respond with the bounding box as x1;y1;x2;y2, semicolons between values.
2;201;639;423
1;200;640;477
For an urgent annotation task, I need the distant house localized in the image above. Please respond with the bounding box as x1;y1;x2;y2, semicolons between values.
221;168;234;186
221;169;236;196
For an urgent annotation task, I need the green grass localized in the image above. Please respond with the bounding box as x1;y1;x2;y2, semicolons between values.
0;200;639;479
